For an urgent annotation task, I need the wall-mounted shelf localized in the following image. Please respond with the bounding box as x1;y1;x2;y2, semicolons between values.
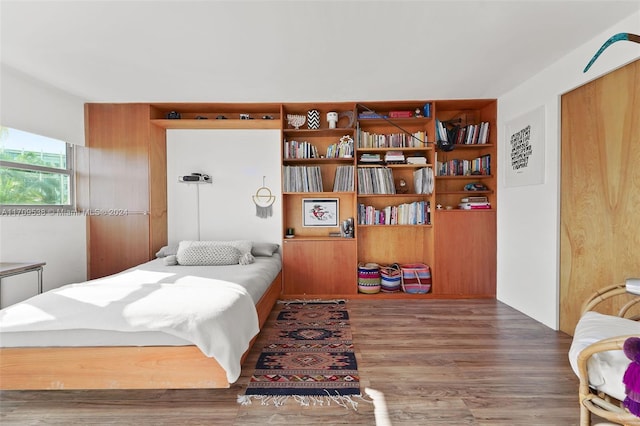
151;119;280;130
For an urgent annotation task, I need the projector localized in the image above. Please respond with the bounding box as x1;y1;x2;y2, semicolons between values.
178;173;211;183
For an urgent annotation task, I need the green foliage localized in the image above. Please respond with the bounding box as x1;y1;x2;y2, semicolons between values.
0;127;70;205
0;167;68;205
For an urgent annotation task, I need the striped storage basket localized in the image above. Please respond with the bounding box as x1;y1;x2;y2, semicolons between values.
358;263;381;294
400;263;432;294
380;264;401;293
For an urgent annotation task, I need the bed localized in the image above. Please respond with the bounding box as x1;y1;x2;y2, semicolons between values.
0;240;282;390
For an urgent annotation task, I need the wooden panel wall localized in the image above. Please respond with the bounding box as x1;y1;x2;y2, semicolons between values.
560;59;640;334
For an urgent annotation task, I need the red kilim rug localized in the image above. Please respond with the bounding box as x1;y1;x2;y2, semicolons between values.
238;300;366;409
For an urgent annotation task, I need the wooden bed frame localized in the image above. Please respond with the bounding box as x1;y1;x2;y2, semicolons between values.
0;272;282;390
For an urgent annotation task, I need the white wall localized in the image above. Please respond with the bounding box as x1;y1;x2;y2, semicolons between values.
0;64;88;307
1;64;85;146
497;12;640;329
166;129;282;246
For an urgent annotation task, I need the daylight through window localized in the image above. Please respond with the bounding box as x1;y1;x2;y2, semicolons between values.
0;127;74;210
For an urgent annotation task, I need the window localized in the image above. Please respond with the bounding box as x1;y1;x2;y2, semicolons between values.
0;127;74;211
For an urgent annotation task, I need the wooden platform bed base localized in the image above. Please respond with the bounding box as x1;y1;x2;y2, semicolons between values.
0;272;282;390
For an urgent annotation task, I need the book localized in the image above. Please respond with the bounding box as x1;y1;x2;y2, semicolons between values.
461;196;488;203
458;203;491;210
389;110;413;118
406;156;427;164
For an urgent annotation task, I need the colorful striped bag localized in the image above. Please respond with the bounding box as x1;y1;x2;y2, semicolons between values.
358;263;381;294
380;263;401;293
400;263;432;294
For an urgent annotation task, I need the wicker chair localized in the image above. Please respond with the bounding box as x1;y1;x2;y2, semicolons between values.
569;281;640;426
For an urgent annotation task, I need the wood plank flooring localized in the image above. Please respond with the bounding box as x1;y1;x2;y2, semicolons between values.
0;299;581;425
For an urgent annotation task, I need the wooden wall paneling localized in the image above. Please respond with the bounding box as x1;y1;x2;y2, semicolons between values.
560;59;640;334
149;123;167;256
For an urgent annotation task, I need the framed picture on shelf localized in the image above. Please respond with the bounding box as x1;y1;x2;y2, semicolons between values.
302;198;339;227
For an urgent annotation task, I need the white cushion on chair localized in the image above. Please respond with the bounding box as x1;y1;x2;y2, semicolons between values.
569;311;640;401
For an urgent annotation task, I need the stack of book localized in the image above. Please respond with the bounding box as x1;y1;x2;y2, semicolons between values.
333;165;354;192
326;137;354;158
406;156;427;165
358;111;385;119
413;167;434;195
359;153;382;164
458;196;491;210
357;167;395;194
436;154;491;176
357;130;426;148
358;200;431;225
284;140;319;159
283;165;323;192
436;120;491;145
384;151;405;164
388;110;413;118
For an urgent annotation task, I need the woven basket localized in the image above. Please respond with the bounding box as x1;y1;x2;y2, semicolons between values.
380;263;401;293
400;263;432;294
358;263;381;294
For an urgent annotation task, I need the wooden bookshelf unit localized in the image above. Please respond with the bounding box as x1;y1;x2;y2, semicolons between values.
279;100;496;299
83;99;496;299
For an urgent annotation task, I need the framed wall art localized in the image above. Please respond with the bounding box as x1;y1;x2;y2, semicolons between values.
302;198;339;227
504;105;546;187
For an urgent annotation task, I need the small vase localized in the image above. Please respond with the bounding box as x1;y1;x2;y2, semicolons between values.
307;109;320;129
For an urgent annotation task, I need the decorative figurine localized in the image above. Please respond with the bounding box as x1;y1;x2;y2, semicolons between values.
287;114;306;129
327;111;338;129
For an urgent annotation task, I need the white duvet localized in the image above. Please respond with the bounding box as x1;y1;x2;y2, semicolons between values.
0;267;261;384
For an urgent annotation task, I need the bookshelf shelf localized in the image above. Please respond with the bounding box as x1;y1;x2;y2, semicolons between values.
283;191;355;195
437;190;493;195
357;193;430;198
283;158;354;164
436;174;493;179
358;224;433;228
357;147;433;152
151;119;281;130
283;128;355;136
443;143;494;149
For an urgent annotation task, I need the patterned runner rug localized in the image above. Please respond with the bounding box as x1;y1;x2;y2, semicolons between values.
238;300;366;409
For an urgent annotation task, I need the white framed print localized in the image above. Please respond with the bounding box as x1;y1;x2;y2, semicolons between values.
504;106;546;187
302;198;339;227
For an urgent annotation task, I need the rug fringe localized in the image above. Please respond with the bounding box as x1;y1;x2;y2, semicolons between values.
237;392;371;411
277;298;347;305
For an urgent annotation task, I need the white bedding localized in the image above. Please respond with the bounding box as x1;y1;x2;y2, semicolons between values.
0;254;281;384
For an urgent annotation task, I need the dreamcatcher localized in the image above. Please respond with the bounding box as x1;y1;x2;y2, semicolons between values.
252;176;276;218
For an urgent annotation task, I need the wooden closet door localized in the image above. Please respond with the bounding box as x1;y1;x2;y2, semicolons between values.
82;104;153;279
560;59;640;334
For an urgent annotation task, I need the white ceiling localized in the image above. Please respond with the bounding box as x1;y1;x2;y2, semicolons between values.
1;0;639;103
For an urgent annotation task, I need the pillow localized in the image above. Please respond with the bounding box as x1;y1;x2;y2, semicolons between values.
163;254;178;266
156;244;178;258
251;242;280;257
176;240;254;266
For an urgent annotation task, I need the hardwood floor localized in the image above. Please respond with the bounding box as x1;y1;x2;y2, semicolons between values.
0;299;581;425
